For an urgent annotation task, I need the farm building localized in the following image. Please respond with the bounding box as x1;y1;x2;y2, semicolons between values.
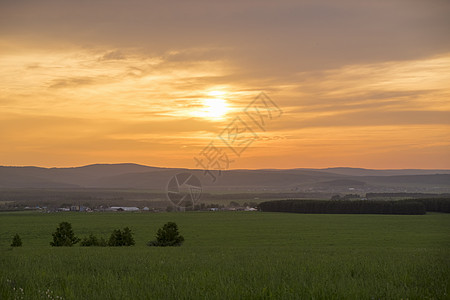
109;206;140;212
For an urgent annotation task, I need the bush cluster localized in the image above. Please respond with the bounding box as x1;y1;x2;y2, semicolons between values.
48;222;184;247
50;222;136;247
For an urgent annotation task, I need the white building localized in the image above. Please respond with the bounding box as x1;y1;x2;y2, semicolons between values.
110;206;140;212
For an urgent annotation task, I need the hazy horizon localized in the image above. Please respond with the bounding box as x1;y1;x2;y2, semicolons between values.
2;162;450;172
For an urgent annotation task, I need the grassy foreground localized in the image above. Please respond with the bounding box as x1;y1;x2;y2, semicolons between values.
0;211;449;299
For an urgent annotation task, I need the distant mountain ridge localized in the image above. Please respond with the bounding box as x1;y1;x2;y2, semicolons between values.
0;164;449;192
317;167;450;176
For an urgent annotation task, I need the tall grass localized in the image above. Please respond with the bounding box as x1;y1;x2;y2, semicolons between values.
1;212;449;299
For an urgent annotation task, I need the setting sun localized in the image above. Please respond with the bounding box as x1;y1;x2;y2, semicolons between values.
199;97;229;119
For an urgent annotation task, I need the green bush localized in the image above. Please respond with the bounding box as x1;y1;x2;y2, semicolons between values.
147;222;184;247
11;233;22;247
108;227;135;246
50;222;80;247
80;234;107;247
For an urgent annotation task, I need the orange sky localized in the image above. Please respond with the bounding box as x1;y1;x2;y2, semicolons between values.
0;0;449;169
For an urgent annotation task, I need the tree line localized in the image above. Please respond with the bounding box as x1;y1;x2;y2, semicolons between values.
258;199;426;215
404;198;450;213
366;193;450;199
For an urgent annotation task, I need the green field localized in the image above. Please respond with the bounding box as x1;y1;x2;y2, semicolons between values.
0;212;449;299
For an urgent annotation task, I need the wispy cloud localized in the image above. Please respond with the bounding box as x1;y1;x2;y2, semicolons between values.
1;47;449;167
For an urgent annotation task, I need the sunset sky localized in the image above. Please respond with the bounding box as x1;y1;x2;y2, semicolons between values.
1;0;449;169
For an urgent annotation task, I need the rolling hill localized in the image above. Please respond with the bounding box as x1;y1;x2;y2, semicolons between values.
0;164;449;193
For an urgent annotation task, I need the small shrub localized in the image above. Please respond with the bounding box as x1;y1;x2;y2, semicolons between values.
147;222;184;247
122;227;135;246
108;227;135;246
11;233;22;247
80;234;107;247
50;222;80;247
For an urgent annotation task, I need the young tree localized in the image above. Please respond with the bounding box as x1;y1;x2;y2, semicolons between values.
108;229;123;246
122;227;135;246
108;227;135;246
11;233;22;247
148;222;184;247
50;222;80;247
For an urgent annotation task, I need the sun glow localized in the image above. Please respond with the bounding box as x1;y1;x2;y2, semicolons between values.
201;98;229;119
208;90;226;97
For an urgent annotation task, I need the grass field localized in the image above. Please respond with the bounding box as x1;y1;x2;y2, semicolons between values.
0;211;449;299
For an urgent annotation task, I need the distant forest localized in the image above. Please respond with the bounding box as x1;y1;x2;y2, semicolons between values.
259;198;450;214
